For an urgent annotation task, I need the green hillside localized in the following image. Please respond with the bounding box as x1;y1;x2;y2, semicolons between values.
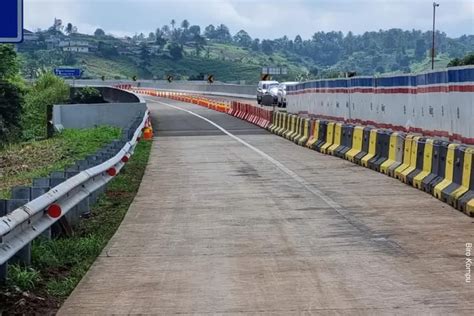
16;22;474;84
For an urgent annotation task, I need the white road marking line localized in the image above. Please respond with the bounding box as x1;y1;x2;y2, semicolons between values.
149;98;354;220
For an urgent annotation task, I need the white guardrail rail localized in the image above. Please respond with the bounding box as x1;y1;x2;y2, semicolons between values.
0;110;149;266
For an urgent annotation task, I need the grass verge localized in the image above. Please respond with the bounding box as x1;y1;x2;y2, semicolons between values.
0;127;121;199
0;139;152;314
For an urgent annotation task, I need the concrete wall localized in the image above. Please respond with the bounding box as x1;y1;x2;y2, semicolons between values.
69;80;256;99
286;65;474;144
53;86;146;130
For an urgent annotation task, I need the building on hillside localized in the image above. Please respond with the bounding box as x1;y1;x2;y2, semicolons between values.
23;29;39;41
59;40;97;53
46;36;61;49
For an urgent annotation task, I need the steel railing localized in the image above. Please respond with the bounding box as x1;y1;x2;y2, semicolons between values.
0;110;149;266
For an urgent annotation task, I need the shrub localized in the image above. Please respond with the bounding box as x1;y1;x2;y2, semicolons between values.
0;81;23;143
70;86;104;104
0;45;24;145
21;73;69;140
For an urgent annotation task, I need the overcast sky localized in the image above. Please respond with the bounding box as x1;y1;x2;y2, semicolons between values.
25;0;474;39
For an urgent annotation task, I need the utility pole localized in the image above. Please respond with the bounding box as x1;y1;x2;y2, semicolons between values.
432;2;440;70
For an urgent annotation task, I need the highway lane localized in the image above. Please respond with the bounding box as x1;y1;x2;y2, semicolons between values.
60;97;473;315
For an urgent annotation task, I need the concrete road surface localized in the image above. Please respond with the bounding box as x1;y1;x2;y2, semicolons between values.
59;97;473;315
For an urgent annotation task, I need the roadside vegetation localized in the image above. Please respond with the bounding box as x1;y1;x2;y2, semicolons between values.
0;140;152;314
17;18;474;83
0;43;152;314
0;126;121;198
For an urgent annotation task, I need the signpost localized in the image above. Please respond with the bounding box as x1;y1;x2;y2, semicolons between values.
54;68;82;78
54;68;82;88
0;0;23;43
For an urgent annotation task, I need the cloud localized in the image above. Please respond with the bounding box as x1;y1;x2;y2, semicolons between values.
24;0;474;38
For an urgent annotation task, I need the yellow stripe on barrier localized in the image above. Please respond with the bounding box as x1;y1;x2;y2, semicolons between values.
345;126;364;162
297;119;310;145
289;117;301;141
380;132;401;174
361;129;379;167
284;115;296;139
320;122;335;154
399;136;421;183
394;135;414;179
433;143;460;200
279;113;290;136
275;113;286;135
450;148;473;206
293;117;304;141
327;123;343;156
269;112;279;133
413;139;434;189
306;120;320;148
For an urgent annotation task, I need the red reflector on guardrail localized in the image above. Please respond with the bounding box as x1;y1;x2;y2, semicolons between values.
47;204;62;218
121;156;129;163
107;167;117;176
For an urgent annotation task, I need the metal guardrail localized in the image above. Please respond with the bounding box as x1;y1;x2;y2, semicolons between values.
0;110;149;267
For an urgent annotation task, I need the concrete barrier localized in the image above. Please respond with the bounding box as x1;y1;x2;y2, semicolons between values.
69;80;256;99
286;65;474;144
53;87;146;130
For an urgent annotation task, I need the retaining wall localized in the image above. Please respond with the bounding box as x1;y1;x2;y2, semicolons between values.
53;87;147;130
286;66;474;144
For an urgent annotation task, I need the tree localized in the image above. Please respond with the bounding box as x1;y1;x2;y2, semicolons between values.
71;87;104;104
204;25;216;39
233;30;252;47
215;24;232;43
171;19;176;30
168;43;183;60
0;81;22;143
0;45;19;79
189;25;201;37
49;18;63;33
193;34;206;56
0;45;23;143
22;73;69;140
139;43;151;68
94;28;105;37
251;38;260;51
98;41;118;58
415;39;426;60
448;52;474;67
65;23;73;35
148;32;156;42
181;19;189;30
155;29;167;50
261;39;273;55
462;53;474;65
161;25;171;38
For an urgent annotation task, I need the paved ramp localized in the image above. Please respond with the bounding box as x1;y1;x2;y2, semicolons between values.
59;97;473;315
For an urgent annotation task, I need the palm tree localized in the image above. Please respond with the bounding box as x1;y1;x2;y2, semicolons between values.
181;19;189;30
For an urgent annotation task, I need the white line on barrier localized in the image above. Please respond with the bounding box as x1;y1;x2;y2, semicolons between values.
148;98;358;224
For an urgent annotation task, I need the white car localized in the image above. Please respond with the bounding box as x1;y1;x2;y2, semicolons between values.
277;82;299;107
256;80;279;104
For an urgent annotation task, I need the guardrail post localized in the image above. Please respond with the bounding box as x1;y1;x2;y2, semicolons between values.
32;179;54;239
6;199;31;266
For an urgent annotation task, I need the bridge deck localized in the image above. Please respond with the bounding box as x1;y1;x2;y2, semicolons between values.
59;97;473;315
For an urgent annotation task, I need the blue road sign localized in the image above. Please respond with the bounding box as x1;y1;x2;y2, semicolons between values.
54;68;82;78
0;0;23;43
